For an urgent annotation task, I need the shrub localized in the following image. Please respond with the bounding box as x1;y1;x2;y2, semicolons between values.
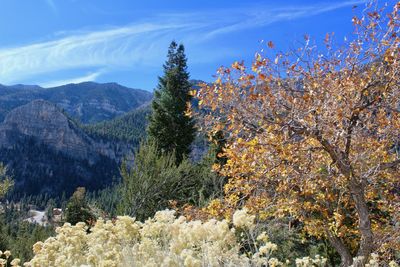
21;209;398;267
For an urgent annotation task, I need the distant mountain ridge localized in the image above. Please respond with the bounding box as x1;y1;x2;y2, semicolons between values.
0;82;153;123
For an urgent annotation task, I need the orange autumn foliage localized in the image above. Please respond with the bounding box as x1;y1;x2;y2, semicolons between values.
193;2;400;265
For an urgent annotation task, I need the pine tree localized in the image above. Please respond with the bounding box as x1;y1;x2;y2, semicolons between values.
147;41;196;164
65;187;94;225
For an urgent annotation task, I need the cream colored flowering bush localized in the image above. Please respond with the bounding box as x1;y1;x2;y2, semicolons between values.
24;209;287;267
0;250;21;267
19;209;398;266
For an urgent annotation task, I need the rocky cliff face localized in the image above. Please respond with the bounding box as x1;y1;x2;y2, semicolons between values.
0;100;134;197
0;100;133;163
1;100;93;160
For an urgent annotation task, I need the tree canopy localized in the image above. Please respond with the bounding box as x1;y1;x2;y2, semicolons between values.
194;2;400;265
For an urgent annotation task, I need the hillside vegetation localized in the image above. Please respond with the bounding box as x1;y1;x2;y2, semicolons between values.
83;105;150;146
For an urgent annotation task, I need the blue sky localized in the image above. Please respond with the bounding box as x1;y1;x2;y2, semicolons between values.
0;0;393;91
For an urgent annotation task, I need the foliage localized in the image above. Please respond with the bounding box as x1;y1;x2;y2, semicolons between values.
191;136;227;204
0;222;53;264
254;218;340;265
87;137;224;219
0;250;20;267
0;164;13;199
64;187;95;225
147;41;196;164
118;141;216;221
24;209;322;267
22;209;399;267
194;2;400;266
87;183;122;218
0;205;54;263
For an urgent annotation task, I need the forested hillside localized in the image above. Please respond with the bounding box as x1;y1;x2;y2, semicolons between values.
83;105;150;146
0;138;119;198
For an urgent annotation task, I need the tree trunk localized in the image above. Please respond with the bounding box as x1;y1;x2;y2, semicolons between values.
311;131;374;266
326;231;353;267
350;180;374;265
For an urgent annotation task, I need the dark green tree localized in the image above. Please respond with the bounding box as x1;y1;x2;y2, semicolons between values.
64;187;95;225
117;141;195;221
0;163;13;199
147;41;196;164
45;198;56;220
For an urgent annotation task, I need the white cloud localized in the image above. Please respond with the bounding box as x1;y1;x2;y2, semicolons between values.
40;70;103;88
200;0;368;39
0;0;366;85
0;23;190;84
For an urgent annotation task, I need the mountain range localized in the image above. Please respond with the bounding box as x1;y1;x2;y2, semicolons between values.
0;82;153;123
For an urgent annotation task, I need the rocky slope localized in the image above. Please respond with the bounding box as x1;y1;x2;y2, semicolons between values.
0;100;134;197
0;100;133;162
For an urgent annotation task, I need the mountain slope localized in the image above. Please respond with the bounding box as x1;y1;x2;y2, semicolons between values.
0;82;153;123
83;105;151;146
45;82;152;123
0;100;134;198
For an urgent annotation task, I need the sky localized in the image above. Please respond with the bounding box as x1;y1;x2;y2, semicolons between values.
0;0;395;91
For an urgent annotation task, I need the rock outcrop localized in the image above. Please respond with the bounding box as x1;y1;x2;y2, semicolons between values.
1;100;92;159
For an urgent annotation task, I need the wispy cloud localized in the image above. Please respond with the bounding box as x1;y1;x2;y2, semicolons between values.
0;0;365;85
0;23;191;84
45;0;57;13
197;0;368;40
41;70;103;88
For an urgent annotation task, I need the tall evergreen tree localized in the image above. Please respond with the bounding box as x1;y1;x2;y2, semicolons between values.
147;41;196;164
